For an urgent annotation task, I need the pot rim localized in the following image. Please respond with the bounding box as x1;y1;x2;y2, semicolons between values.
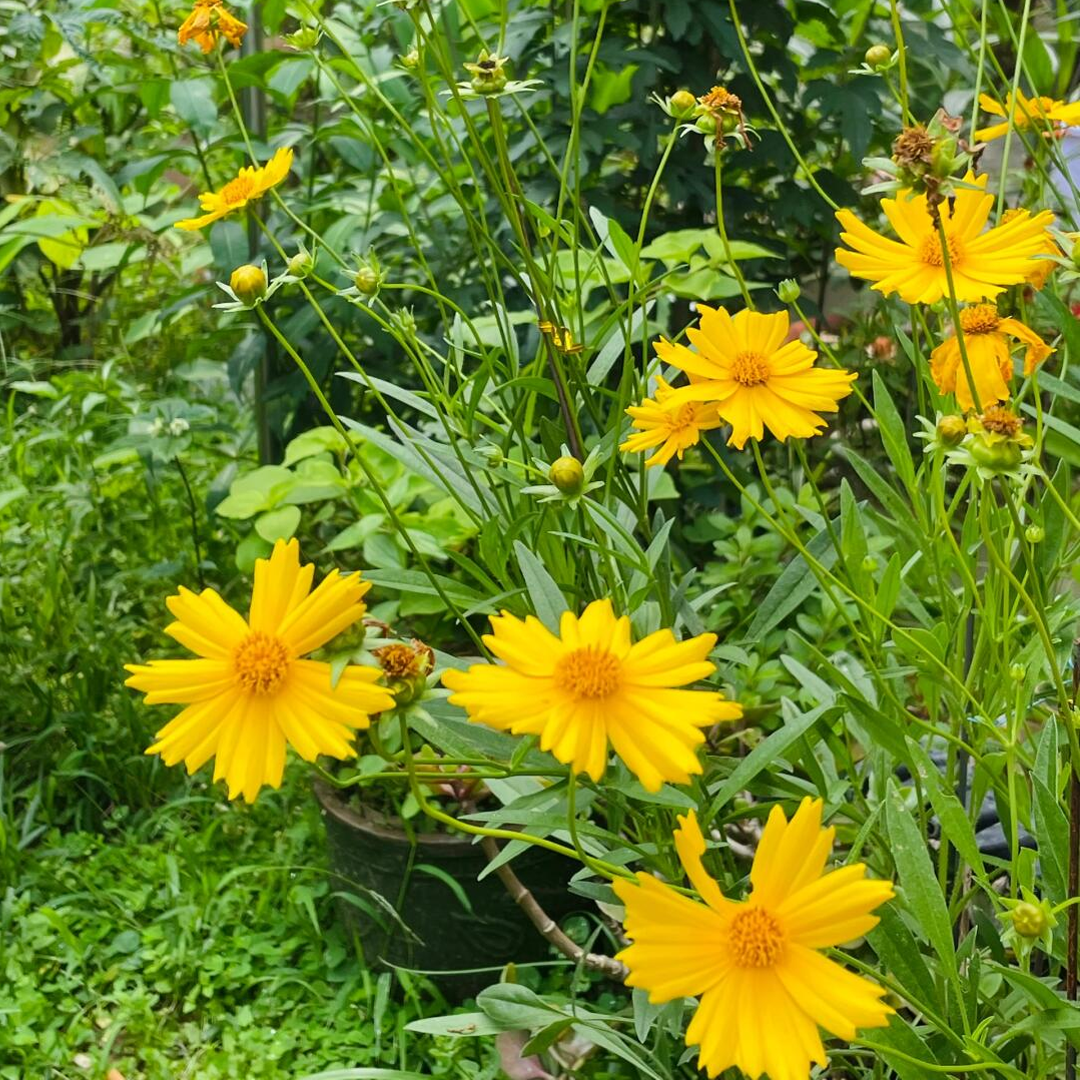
314;778;481;850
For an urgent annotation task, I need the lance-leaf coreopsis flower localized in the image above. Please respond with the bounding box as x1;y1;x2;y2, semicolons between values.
620;375;722;467
125;539;394;802
175;147;293;231
441;599;741;791
975;90;1080;143
930;304;1052;411
614;800;894;1080
178;0;247;52
653;308;856;450
835;173;1055;304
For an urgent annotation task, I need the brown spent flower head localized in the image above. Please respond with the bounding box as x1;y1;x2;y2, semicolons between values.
979;404;1024;438
373;640;435;681
373;639;435;706
698;85;743;116
892;126;935;167
867;335;897;362
463;50;509;93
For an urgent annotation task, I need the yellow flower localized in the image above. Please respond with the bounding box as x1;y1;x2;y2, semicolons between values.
652;308;856;450
975;90;1080;143
930;304;1052;411
614;799;894;1080
125;539;394;803
175;147;293;231
1000;207;1060;290
178;0;247;52
620;375;722;467
441;599;741;791
835;173;1056;304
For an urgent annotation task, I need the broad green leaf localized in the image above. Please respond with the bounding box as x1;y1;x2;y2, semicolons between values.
514;540;568;631
885;780;957;981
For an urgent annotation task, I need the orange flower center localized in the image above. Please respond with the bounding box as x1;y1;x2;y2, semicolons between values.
554;647;620;700
728;906;784;968
220;173;256;205
979;405;1023;438
234;632;290;694
667;403;700;431
920;232;963;268
731;351;770;387
959;304;1001;335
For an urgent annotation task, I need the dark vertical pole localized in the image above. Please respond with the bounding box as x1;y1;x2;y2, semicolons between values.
240;2;274;464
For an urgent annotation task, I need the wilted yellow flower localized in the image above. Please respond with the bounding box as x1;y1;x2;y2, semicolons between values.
835;172;1055;304
975;90;1080;142
178;0;247;52
125;539;394;802
930;304;1052;410
441;599;741;791
620;375;721;467
175;147;293;231
653;308;856;450
614;799;894;1080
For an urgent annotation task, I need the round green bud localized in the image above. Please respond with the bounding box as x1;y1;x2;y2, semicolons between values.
287;250;313;278
936;415;967;447
1025;524;1045;544
670;90;696;118
354;266;380;295
861;556;878;573
402;48;420;70
864;44;892;70
1009;663;1025;682
777;278;801;304
549;455;585;496
695;113;719;136
1011;901;1048;938
229;264;267;305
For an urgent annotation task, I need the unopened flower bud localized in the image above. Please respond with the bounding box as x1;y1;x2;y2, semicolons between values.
1009;663;1025;682
861;556;878;573
968;437;1023;472
229;264;267;305
669;90;696;117
354;266;380;295
936;415;967;447
695;113;719;136
1025;524;1045;544
1011;901;1049;938
777;279;801;304
864;44;892;70
285;26;320;50
168;417;190;437
288;250;314;278
549;456;584;496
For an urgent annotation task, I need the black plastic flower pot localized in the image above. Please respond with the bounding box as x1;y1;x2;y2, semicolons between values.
314;780;580;999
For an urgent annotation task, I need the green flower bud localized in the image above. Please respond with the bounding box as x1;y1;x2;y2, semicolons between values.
1011;901;1049;938
285;26;320;50
669;90;697;118
288;250;314;278
695;113;719;136
936;415;967;447
402;48;420;70
354;266;380;295
777;279;801;304
861;556;878;573
864;44;892;70
1009;663;1025;682
229;264;267;305
1025;524;1045;544
549;455;585;496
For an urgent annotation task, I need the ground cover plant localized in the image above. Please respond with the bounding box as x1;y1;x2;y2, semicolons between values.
9;0;1080;1078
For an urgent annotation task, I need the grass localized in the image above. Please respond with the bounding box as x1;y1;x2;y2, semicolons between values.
1;776;482;1079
